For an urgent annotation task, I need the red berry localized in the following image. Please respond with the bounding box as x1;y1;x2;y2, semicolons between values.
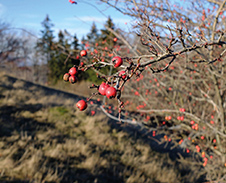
69;0;76;4
99;82;110;95
112;56;123;68
106;87;117;99
80;62;84;66
119;71;127;79
76;100;87;111
113;37;118;42
63;73;70;82
69;75;77;84
80;50;87;57
177;116;184;121
69;67;77;76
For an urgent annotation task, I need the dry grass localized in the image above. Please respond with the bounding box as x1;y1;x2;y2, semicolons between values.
0;74;204;183
53;80;94;98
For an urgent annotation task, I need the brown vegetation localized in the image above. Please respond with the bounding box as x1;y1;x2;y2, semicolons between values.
0;74;205;182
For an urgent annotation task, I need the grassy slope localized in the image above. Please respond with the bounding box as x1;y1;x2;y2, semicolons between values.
0;74;203;183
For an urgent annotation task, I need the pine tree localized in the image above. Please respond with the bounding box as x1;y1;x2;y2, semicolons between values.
86;22;99;48
49;30;78;84
36;15;56;82
96;17;118;80
80;36;86;50
71;34;79;51
37;15;55;59
58;30;64;46
98;16;116;47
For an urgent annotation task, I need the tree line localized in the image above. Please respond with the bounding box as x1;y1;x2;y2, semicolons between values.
36;14;120;84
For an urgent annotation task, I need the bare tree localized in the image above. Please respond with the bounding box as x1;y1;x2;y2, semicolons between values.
62;0;226;182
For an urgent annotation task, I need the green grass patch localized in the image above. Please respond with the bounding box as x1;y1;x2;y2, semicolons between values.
49;106;69;115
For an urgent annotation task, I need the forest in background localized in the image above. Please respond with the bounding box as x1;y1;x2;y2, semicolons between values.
0;14;122;85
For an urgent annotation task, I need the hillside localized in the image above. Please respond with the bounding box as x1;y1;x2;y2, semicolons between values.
0;74;204;183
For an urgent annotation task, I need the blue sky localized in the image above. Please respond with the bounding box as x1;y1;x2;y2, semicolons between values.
0;0;132;40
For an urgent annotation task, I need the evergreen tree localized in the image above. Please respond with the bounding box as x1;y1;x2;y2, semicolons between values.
80;36;86;50
71;33;79;51
75;22;100;83
51;31;65;82
36;15;55;59
58;30;64;46
70;33;80;66
36;15;56;82
96;17;118;80
49;30;77;84
98;16;117;47
86;22;99;48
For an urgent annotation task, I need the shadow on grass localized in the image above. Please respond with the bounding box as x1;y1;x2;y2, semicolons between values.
0;74;206;183
0;180;29;183
107;118;206;183
0;74;84;102
0;104;55;138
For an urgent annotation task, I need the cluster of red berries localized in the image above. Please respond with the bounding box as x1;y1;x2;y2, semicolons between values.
98;82;117;99
63;50;87;84
63;50;89;111
100;56;123;98
165;116;172;121
63;66;78;84
63;66;88;111
75;81;118;111
65;54;124;112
